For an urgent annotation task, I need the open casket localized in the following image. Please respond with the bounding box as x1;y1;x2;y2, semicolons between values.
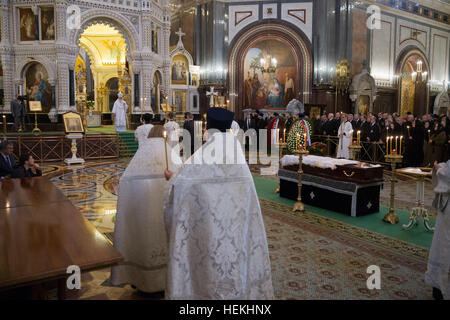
278;155;384;217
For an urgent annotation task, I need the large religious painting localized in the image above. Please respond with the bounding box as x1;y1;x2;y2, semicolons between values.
171;54;189;85
243;40;297;110
172;90;186;113
19;8;37;41
25;63;52;113
40;7;55;41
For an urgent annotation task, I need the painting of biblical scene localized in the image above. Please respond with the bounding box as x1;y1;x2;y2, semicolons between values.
243;40;297;110
25;63;52;113
40;7;55;41
173;90;186;113
171;54;189;85
20;8;37;41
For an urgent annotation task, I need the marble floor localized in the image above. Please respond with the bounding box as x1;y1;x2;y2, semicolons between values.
37;159;434;300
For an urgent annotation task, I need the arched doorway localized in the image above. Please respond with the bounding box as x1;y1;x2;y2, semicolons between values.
152;71;162;113
228;21;313;118
22;62;53;113
396;48;430;117
106;77;119;112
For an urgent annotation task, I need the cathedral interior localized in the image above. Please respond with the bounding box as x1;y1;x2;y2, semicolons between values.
0;0;450;303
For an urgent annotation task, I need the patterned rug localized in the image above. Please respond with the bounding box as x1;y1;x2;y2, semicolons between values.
44;161;432;300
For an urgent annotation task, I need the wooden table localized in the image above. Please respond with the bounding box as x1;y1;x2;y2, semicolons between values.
0;176;123;298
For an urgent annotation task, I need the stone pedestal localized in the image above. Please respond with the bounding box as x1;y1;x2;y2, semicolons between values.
64;133;85;165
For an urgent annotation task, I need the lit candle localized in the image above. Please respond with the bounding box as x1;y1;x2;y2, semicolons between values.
304;133;307;148
163;131;169;170
407;126;410;138
386;135;389;154
357;131;361;145
399;136;403;154
283;128;286;143
2;115;6;134
395;136;398;153
389;136;393;155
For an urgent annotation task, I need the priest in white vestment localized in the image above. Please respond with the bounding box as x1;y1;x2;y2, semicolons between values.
111;125;182;293
163;108;274;300
231;120;240;136
425;160;450;300
337;113;353;159
134;113;154;148
112;93;128;132
164;113;181;150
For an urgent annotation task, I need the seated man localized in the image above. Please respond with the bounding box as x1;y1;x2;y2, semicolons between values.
11;154;42;179
0;141;16;179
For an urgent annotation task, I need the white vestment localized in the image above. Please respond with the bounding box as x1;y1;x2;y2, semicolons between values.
112;99;128;132
134;124;154;148
164;121;181;148
111;138;182;293
425;160;450;299
164;132;274;300
337;121;353;159
231;120;240;136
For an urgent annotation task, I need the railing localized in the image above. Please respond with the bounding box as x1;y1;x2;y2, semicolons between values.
7;134;119;163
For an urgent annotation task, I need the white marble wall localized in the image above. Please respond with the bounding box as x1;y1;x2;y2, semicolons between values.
370;9;450;90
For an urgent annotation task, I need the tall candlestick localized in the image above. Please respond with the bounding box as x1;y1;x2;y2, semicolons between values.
2;115;6;135
389;136;393;155
386;135;389;154
163;131;169;170
399;136;403;154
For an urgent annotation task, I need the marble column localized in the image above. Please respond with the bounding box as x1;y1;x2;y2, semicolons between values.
0;0;14;111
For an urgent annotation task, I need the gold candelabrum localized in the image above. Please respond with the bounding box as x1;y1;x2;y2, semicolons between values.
32;112;41;136
293;148;309;213
348;130;362;160
383;153;403;224
274;142;287;193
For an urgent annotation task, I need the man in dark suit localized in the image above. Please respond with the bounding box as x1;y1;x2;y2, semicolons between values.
11;154;42;179
183;112;195;156
0;141;16;179
243;112;256;132
11;95;27;132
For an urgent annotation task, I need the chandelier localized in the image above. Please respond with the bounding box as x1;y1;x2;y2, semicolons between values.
259;55;278;74
411;60;428;84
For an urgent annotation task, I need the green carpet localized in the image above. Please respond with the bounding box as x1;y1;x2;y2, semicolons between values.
253;175;434;249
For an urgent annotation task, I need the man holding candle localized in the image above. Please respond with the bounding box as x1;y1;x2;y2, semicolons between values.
425;160;450;300
111;125;182;294
163;107;273;300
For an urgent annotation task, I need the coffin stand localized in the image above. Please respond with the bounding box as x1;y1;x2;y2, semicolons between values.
279;162;384;217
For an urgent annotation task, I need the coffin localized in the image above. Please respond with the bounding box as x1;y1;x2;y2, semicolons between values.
279;155;384;217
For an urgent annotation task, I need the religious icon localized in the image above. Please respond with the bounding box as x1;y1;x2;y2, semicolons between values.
19;8;37;41
171;55;189;85
63;112;84;133
243;40;296;109
103;39;124;62
25;63;52;113
40;7;55;41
